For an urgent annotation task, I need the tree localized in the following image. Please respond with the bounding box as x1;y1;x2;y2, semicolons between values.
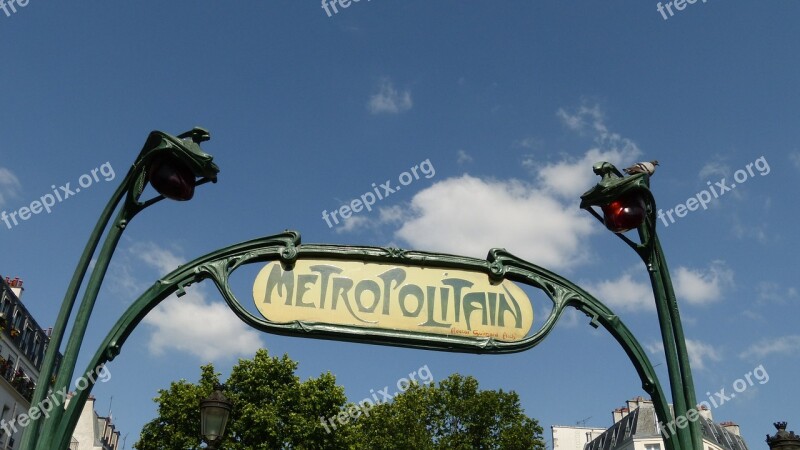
134;349;356;449
354;374;545;450
135;350;544;450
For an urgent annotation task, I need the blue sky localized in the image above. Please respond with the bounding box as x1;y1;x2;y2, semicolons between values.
1;1;799;448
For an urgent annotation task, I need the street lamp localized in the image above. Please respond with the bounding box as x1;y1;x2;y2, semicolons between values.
20;127;219;450
581;161;702;450
200;385;232;449
599;190;648;233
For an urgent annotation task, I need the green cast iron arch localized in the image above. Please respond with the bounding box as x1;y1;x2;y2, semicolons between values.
49;231;681;450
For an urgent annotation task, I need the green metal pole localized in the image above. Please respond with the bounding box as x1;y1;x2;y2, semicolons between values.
20;128;218;450
639;229;693;450
651;234;702;450
18;174;133;450
35;205;138;450
580;162;701;450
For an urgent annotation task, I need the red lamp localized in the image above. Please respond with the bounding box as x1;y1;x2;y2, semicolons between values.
601;191;647;233
147;154;196;201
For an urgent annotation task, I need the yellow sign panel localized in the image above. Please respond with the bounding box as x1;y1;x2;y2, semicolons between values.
252;259;534;342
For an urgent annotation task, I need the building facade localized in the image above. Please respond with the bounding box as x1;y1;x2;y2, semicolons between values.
0;276;120;450
68;394;120;450
552;425;607;450
0;277;52;450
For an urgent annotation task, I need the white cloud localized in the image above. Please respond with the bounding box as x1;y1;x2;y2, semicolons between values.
647;339;722;370
367;79;412;114
536;147;640;199
698;158;730;181
334;215;373;234
756;281;798;304
129;241;185;274
513;137;542;150
541;104;641;198
521;156;536;171
378;205;406;224
556;104;638;153
557;105;594;132
582;261;732;313
0;167;21;207
739;335;800;360
674;261;733;305
556;307;583;328
731;221;769;243
741;309;766;323
789;152;800;170
685;339;723;369
584;270;655;313
343;104;645;275
391;175;595;270
114;241;265;362
457;149;473;164
143;287;264;362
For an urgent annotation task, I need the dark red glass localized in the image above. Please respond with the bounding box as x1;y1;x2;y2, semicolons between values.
147;155;195;201
601;192;646;233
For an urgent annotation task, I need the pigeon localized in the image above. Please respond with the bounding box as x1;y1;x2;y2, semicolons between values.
624;160;659;176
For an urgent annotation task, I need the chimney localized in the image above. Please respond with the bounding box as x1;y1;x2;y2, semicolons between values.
4;277;23;300
697;404;713;420
625;396;648;412
720;421;741;436
612;407;629;423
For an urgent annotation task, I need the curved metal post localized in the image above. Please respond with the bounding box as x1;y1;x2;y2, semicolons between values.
22;129;219;450
19;171;131;450
581;163;701;450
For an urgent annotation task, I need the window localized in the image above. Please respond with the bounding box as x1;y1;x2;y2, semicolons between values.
645;445;661;450
4;356;13;379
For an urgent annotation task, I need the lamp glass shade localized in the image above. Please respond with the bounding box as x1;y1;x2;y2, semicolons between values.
601;191;647;233
200;391;231;444
147;154;196;201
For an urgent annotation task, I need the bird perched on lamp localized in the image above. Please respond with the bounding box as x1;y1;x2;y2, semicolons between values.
624;160;659;176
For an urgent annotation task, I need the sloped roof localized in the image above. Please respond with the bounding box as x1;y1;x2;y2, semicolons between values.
585;403;749;450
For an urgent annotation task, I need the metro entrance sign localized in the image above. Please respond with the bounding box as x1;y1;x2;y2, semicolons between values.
252;258;535;342
37;232;683;449
20;128;701;450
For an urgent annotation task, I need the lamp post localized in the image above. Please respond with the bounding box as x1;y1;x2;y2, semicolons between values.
19;128;219;450
200;385;232;449
581;162;702;450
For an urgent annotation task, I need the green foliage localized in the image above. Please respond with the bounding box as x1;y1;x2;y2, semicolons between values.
135;351;543;450
134;349;353;449
355;374;545;450
135;364;218;450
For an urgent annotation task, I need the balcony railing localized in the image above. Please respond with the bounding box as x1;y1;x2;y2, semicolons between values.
0;358;34;402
